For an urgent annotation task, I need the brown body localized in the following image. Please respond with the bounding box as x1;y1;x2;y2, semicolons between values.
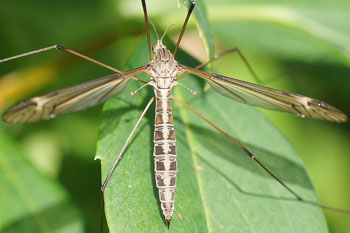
147;40;182;222
153;88;177;221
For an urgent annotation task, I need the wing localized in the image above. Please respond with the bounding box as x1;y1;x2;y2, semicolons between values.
183;66;348;123
2;66;147;123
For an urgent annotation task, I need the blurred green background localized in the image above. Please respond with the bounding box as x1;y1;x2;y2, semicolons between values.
0;0;349;232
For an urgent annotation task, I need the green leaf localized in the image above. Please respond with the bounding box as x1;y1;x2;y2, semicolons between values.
118;0;350;64
96;36;327;232
206;0;350;64
0;129;85;233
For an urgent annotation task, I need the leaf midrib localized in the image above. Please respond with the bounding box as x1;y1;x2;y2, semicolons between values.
175;88;212;232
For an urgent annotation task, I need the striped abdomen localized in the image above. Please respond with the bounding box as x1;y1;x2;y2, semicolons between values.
153;88;177;223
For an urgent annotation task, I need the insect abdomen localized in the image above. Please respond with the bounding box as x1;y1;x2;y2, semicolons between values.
153;88;177;223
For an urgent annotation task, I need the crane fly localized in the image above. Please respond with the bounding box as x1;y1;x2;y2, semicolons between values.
1;0;348;230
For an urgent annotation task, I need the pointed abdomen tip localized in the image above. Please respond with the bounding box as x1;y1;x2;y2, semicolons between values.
165;216;172;229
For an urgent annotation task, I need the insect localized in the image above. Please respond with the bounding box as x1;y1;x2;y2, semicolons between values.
1;0;348;231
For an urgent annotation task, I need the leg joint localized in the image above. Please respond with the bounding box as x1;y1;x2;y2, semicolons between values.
55;44;66;50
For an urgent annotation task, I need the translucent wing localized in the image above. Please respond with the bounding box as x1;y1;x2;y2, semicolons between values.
2;66;147;123
183;66;347;123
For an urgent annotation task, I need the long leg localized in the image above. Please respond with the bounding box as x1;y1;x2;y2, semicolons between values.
141;0;152;61
171;95;350;214
0;44;148;85
100;192;105;233
177;47;261;84
101;96;155;191
0;44;122;73
173;1;196;57
100;97;155;232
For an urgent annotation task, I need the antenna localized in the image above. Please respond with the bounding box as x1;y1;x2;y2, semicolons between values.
149;20;160;40
160;24;175;41
173;1;195;57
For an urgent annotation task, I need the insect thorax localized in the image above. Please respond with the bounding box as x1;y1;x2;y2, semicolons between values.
147;43;182;89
